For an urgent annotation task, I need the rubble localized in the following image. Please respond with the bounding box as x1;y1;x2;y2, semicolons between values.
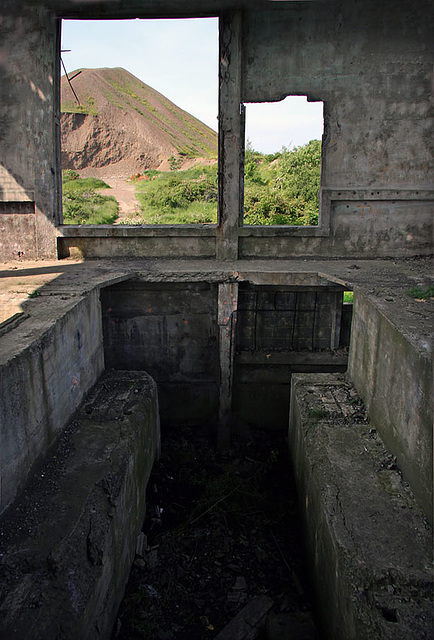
116;425;320;639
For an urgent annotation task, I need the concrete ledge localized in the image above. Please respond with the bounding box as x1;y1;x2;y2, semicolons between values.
288;373;433;640
0;289;105;513
0;370;160;640
348;291;432;524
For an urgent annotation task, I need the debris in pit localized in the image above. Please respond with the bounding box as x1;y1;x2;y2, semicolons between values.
116;425;321;640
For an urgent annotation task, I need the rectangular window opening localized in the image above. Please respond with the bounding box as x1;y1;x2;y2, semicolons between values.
60;17;218;226
242;97;324;227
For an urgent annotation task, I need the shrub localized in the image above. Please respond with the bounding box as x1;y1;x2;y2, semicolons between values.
244;139;321;225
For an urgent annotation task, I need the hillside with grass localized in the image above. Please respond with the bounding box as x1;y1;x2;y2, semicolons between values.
61;67;217;176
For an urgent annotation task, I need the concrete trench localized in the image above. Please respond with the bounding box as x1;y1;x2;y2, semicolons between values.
0;267;432;639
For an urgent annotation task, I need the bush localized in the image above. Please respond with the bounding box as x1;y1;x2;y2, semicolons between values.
134;165;218;223
244;140;321;225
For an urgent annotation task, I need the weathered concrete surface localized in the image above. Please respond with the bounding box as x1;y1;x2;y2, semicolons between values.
0;256;431;497
0;370;160;640
241;0;433;258
2;1;432;261
348;291;433;525
0;288;104;513
101;280;220;427
233;283;348;429
0;1;60;260
288;373;433;640
57;226;217;260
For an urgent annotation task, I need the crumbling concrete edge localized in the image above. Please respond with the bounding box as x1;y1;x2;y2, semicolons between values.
288;373;433;640
0;370;160;640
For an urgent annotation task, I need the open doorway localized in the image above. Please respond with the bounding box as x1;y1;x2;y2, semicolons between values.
60;18;219;225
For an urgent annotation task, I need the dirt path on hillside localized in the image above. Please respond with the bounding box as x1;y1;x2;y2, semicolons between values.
97;178;141;223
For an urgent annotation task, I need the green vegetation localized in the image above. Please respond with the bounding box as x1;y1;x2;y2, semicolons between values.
125;139;320;225
129;165;218;224
62;170;118;224
244;139;321;225
407;285;434;300
343;291;354;304
60;140;321;226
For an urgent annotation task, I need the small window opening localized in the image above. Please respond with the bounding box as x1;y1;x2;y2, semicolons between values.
60;18;218;226
242;97;324;226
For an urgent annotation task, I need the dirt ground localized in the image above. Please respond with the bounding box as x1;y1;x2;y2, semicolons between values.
116;424;320;640
97;178;141;222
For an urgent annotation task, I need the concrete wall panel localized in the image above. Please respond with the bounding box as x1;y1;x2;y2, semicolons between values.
347;292;432;524
242;0;433;189
101;281;219;426
0;2;59;259
0;289;104;512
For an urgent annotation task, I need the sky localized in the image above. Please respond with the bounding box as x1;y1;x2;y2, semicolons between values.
61;18;323;154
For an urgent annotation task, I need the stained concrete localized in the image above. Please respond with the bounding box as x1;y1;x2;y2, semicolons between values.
0;288;104;512
101;280;220;427
1;1;432;260
348;291;433;525
0;257;432;639
289;373;433;640
0;370;160;640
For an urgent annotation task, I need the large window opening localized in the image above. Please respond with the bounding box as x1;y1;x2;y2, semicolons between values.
60;18;218;225
242;97;324;226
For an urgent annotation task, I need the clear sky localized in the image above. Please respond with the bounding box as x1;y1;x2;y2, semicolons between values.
61;18;323;154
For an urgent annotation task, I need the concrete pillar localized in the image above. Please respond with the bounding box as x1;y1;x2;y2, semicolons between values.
217;9;243;261
217;282;238;449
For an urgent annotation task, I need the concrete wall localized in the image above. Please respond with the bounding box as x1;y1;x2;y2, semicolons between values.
239;0;433;258
101;281;220;426
1;0;432;261
289;373;433;640
0;289;104;513
347;291;433;525
0;370;160;640
0;1;60;260
233;284;348;428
